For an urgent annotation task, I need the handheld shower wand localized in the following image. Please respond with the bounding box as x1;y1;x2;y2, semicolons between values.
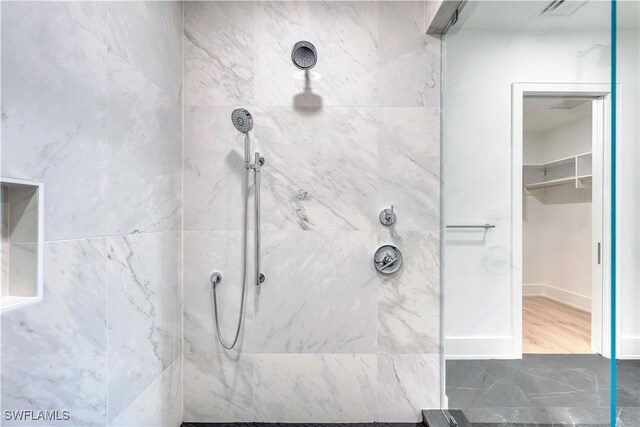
211;109;265;350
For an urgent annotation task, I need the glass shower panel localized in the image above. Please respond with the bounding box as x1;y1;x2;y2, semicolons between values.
441;1;622;424
615;1;640;424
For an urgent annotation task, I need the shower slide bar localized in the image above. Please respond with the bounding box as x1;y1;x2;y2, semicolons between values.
446;223;496;229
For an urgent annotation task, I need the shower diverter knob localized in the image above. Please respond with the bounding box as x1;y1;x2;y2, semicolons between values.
374;245;403;275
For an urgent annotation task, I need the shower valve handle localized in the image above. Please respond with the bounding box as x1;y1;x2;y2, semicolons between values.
379;205;396;226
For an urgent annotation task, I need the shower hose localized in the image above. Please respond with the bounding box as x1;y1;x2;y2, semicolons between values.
212;164;249;350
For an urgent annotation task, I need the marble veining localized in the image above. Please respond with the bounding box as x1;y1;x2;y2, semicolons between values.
183;106;256;231
254;230;377;354
377;107;440;232
377;2;440;108
111;357;183;427
1;239;107;426
183;230;254;355
180;1;441;422
1;1;108;241
377;354;440;422
185;105;379;231
253;355;377;423
184;1;254;106
56;1;109;47
377;231;440;354
259;118;378;231
107;51;182;235
2;1;184;426
107;1;183;99
184;352;254;423
107;231;182;422
254;2;378;107
447;355;640;426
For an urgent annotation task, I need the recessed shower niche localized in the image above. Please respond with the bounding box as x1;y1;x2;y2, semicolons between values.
1;178;43;312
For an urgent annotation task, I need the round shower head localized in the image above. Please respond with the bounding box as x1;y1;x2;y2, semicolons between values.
231;108;254;134
291;41;317;70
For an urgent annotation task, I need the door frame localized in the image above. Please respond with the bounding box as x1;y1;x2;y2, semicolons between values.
511;82;616;358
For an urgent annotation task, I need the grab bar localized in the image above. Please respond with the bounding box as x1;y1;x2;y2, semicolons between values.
446;223;495;229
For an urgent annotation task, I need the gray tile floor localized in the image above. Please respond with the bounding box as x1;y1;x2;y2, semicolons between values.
447;355;640;426
182;424;422;427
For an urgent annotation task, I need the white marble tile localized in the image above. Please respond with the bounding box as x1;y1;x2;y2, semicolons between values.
183;106;251;231
184;105;378;231
1;239;107;426
254;230;377;353
1;1;107;241
110;357;183;427
107;1;183;98
377;354;440;422
184;352;254;423
377;2;440;107
258;107;378;231
107;231;182;422
254;1;378;107
377;107;440;232
184;1;255;107
377;231;440;354
56;1;109;46
106;51;182;235
254;354;377;422
183;230;254;355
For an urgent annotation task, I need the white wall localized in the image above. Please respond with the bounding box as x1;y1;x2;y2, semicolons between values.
524;116;593;311
617;24;640;359
444;28;639;359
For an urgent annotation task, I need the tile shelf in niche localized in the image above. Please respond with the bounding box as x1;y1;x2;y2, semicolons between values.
1;177;44;312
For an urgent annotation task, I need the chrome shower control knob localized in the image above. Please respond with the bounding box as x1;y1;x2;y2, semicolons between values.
374;245;403;275
210;272;223;287
379;205;396;226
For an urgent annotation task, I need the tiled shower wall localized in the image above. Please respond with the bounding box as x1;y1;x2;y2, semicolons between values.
182;1;441;422
1;2;183;426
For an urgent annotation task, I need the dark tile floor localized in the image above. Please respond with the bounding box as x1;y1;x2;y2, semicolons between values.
182;424;422;427
446;355;640;426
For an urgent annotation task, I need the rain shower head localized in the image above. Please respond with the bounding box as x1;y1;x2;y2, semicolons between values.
231;108;254;134
291;41;317;70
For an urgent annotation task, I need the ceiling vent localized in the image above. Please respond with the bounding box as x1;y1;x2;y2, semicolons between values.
541;0;588;16
546;99;589;110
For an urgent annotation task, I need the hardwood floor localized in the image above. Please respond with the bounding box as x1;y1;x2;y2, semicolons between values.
523;296;592;354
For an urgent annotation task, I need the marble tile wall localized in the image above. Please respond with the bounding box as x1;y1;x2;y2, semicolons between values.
183;1;441;422
1;2;183;426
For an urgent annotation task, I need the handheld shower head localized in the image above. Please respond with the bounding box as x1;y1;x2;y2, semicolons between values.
231;108;254;134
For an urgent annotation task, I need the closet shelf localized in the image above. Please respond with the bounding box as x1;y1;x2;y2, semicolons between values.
523;151;592;170
525;177;575;190
525;174;593;190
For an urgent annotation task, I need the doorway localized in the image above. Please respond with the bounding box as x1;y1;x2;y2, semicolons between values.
512;84;611;358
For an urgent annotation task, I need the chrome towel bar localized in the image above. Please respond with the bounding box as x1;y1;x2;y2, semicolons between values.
446;223;496;229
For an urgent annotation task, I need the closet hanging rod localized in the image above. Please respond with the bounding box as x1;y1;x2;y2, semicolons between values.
446;223;496;229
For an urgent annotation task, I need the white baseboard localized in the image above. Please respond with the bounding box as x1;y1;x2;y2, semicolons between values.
523;283;591;312
445;336;517;359
619;335;640;359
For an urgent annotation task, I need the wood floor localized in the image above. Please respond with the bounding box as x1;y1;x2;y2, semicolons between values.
523;296;592;354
